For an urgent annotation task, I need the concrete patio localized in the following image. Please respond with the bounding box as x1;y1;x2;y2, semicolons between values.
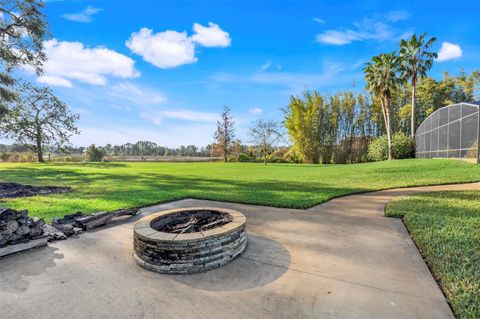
2;183;479;319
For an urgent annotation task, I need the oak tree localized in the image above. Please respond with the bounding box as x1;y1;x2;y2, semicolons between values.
0;82;79;162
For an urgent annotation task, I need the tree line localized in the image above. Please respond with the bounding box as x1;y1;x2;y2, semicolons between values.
78;142;213;157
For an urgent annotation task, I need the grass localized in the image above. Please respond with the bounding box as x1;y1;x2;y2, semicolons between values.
0;159;478;221
386;191;480;319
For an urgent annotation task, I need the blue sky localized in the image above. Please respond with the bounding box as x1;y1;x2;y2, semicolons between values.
16;1;480;146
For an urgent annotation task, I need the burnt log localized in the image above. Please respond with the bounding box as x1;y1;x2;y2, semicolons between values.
16;217;27;225
5;220;19;233
75;212;113;230
18;210;28;218
77;209;137;230
15;225;31;236
75;211;110;223
51;223;75;236
34;218;45;228
54;212;84;227
0;235;48;257
10;237;29;245
29;226;43;237
0;208;18;221
17;216;34;226
200;218;230;231
169;217;198;233
111;208;140;217
43;224;67;240
0;231;12;246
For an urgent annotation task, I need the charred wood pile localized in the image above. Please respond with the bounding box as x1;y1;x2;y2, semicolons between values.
0;207;140;257
160;214;230;234
45;208;140;240
0;208;48;257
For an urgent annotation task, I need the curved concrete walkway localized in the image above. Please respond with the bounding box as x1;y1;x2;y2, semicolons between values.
1;182;479;319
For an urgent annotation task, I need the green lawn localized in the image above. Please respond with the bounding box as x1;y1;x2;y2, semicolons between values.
386;191;480;319
0;159;479;221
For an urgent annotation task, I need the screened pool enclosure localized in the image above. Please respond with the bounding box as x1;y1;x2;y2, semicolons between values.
415;102;479;162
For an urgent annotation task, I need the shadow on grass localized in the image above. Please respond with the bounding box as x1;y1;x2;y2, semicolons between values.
0;166;364;214
51;162;129;168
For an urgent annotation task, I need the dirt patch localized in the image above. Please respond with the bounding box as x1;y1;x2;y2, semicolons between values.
0;183;71;199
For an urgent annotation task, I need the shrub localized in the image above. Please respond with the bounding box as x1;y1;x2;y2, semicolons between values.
392;132;415;159
284;148;302;163
368;136;388;161
0;152;10;162
21;153;37;162
84;144;106;162
237;153;254;162
268;157;289;163
368;132;414;161
2;152;36;162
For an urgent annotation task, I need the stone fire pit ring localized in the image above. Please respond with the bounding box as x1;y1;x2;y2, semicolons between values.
133;207;247;274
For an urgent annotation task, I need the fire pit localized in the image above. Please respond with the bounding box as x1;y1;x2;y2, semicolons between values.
133;207;247;274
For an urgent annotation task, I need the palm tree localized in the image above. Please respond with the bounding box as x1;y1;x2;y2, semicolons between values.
398;33;437;138
364;53;399;160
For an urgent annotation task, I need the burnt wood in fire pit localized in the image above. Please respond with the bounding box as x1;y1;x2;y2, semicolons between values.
152;209;231;234
133;207;247;274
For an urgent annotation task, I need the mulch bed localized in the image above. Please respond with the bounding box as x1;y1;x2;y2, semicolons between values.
0;182;71;198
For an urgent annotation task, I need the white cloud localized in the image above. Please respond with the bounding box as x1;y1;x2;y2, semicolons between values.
385;10;410;22
316;11;409;45
37;75;73;88
161;110;218;122
62;6;102;23
313;17;326;24
259;61;272;72
191;22;231;47
437;42;462;62
110;82;167;105
316;30;361;45
249;107;263;115
126;22;230;69
140;109;218;125
126;28;197;69
38;39;139;87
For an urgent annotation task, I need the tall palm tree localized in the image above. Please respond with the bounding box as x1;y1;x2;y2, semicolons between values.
398;33;437;138
364;53;399;160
